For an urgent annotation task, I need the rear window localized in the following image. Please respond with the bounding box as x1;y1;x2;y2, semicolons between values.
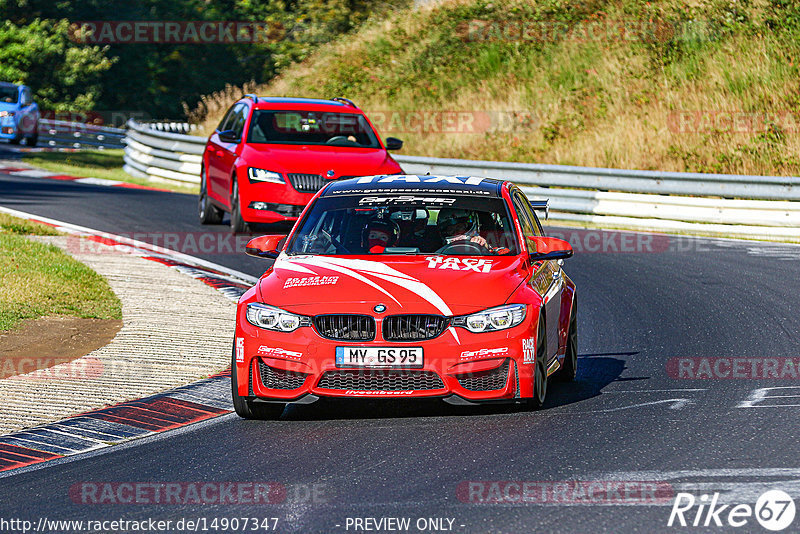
247;110;380;148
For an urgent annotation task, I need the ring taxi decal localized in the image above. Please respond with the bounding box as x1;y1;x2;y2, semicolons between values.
426;257;493;272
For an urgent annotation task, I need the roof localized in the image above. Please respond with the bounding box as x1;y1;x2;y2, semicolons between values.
322;175;504;198
0;82;20;89
248;97;360;113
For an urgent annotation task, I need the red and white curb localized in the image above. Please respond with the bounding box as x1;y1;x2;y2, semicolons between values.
0;206;261;474
0;165;172;192
0;373;232;473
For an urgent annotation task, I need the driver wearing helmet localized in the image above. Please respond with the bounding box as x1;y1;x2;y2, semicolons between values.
436;208;489;248
362;218;400;253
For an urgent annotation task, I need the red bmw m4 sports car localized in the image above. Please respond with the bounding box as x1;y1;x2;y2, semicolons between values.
231;174;578;419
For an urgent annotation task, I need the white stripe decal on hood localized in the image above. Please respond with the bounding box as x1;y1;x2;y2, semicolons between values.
279;256;453;316
276;256;461;341
284;257;403;306
272;257;318;275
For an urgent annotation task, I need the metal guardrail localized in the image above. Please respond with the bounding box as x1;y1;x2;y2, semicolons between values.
122;119;204;184
121;120;800;239
145;122;198;135
38;119;126;150
395;156;800;239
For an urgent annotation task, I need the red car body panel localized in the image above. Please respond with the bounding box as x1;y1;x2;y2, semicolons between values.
233;175;577;405
204;98;404;224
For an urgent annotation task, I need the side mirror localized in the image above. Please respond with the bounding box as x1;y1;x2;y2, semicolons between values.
218;129;240;143
385;137;403;150
245;235;287;259
528;236;573;262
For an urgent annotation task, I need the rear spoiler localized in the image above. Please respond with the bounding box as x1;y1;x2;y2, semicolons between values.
529;199;550;220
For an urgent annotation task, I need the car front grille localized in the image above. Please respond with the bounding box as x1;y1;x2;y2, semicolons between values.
287;173;326;193
456;360;510;391
314;314;376;341
383;315;449;341
317;369;445;391
258;360;308;390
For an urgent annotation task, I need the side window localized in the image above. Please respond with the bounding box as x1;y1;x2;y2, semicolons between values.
230;104;248;139
217;104;239;132
512;193;536;252
513;190;548;254
518;194;544;237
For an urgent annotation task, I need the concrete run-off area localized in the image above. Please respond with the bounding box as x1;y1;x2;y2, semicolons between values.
0;236;236;434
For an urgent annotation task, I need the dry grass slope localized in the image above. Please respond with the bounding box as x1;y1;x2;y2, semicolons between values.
192;0;800;177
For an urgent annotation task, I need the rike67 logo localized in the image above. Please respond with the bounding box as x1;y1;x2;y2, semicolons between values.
668;490;796;531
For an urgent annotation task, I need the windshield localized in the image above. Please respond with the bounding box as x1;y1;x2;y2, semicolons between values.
287;194;518;256
0;86;18;104
247;110;380;148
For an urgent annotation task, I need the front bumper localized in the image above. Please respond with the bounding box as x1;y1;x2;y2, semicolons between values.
234;309;538;403
0;125;19;139
239;180;312;224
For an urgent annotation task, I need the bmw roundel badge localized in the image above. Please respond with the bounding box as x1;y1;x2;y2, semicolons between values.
374;304;387;313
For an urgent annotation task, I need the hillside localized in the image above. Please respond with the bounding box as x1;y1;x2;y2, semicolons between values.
193;0;800;177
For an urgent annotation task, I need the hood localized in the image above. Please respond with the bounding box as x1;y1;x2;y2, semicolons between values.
257;255;529;316
0;101;18;111
240;143;400;178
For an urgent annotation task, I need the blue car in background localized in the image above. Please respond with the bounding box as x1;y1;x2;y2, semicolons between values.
0;82;39;146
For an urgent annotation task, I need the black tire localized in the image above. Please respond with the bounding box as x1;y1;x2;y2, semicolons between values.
231;348;285;420
8;132;21;145
527;320;548;409
230;178;249;234
25;132;38;147
198;167;223;225
555;300;578;382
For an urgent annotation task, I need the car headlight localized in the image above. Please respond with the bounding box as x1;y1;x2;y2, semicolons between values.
452;304;526;333
247;168;284;184
246;303;311;332
0;111;15;118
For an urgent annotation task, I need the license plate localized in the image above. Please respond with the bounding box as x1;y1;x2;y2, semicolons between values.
336;346;423;368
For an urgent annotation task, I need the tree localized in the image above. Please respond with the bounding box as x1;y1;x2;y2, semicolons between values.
0;19;114;111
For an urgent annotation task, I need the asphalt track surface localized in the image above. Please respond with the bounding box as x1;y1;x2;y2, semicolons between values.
2;152;800;533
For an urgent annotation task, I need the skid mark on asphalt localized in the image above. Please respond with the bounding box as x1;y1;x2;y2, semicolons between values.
705;238;800;260
0;374;233;474
738;386;800;408
597;468;800;505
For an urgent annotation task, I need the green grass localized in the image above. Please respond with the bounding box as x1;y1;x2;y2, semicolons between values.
0;212;61;236
0;214;122;332
22;150;198;195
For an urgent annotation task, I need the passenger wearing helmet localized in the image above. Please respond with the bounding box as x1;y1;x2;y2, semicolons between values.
361;218;400;253
436;208;489;249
